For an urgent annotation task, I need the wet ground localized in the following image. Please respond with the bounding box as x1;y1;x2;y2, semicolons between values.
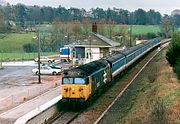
0;60;70;90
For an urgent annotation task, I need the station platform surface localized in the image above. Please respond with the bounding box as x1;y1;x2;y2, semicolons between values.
0;87;60;124
0;76;61;124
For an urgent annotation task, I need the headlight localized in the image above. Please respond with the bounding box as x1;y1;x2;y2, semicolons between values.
64;88;68;92
79;87;83;91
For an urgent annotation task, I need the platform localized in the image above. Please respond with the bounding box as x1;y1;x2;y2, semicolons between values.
0;86;60;124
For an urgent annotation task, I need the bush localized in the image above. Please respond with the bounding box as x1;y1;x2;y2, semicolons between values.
166;32;180;80
135;32;158;40
146;32;157;39
166;44;180;67
23;43;37;52
174;58;180;80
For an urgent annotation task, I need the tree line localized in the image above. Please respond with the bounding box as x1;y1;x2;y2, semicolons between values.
0;3;179;32
0;3;163;30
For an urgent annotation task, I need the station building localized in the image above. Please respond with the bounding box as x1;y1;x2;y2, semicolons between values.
60;23;120;65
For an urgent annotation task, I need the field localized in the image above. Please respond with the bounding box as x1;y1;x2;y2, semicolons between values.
0;52;56;61
0;25;170;61
114;25;161;34
130;25;161;34
0;32;35;53
0;32;58;61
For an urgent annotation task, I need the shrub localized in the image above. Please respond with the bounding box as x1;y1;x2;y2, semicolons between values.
146;32;157;39
166;32;180;80
174;58;180;80
23;43;37;52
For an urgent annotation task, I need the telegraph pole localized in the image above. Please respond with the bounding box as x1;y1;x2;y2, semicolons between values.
0;51;3;69
38;32;41;83
67;33;70;62
129;25;132;47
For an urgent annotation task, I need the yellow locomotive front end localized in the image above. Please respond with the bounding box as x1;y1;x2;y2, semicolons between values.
61;76;92;102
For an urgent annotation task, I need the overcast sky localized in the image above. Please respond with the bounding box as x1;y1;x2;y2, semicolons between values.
5;0;180;15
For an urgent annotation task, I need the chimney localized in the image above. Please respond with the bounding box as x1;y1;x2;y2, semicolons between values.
92;22;97;33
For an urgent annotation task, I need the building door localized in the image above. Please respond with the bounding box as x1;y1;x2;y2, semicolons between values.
85;49;93;63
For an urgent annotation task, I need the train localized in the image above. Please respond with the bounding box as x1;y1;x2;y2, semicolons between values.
61;38;161;103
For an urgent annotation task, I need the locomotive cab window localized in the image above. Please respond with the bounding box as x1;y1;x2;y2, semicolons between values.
62;77;88;84
74;78;85;84
62;78;73;84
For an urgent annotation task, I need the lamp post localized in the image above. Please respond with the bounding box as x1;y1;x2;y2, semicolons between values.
129;25;132;47
0;51;3;69
33;32;41;83
89;35;92;62
65;33;70;62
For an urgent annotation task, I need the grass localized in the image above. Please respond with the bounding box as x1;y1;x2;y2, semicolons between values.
114;25;161;34
0;31;59;61
0;52;56;61
163;89;180;105
0;32;35;53
131;25;161;34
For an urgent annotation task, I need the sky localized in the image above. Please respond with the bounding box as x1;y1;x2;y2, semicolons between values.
5;0;180;15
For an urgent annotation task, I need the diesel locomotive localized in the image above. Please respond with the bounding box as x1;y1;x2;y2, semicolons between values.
61;38;161;103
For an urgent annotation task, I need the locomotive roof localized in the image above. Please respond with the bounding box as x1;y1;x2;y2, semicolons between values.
143;40;154;46
64;59;109;77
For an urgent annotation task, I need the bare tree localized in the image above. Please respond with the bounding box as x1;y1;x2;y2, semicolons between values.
161;15;172;38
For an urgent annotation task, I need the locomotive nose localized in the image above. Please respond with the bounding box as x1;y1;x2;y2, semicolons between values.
62;85;85;99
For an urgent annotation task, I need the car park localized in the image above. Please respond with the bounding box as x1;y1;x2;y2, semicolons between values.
32;66;63;75
34;56;55;63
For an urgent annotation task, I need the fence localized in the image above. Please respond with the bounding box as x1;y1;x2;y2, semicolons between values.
0;52;58;62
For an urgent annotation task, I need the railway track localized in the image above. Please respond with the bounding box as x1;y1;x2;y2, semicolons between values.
47;111;79;124
42;41;170;124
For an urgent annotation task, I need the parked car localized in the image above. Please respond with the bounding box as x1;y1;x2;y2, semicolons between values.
34;56;55;63
42;63;63;70
32;66;63;75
